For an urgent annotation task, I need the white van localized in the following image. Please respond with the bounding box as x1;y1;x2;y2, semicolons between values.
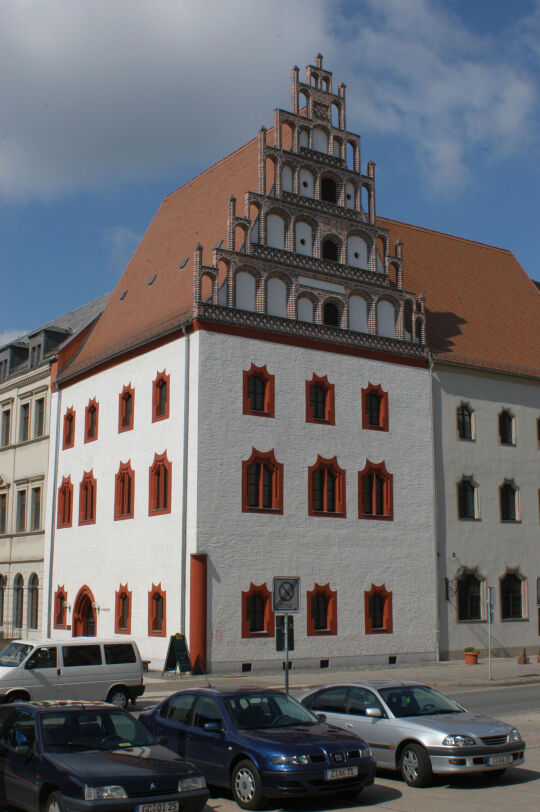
0;638;145;708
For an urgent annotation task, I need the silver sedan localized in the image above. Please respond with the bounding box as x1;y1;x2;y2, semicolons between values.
298;680;525;787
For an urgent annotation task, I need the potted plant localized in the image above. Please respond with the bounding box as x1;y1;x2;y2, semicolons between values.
464;646;478;665
517;648;529;665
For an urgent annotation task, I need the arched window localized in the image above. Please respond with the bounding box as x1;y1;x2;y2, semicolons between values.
308;456;346;517
364;584;393;634
267;277;287;317
458;478;478;519
499;410;515;445
347;236;368;269
457;570;483;621
84;398;99;443
266;214;285;250
243;364;275;418
115;461;135;520
148;583;166;636
376;300;396;338
235;271;256;312
295;221;312;256
322;239;338;261
299;168;314;197
119;384;135;432
242;449;283;514
361;383;389;431
307;583;337;635
500;481;519;522
305;374;335;425
57;476;73;528
54;586;68;630
358;461;393;520
63;407;75;449
501;572;525;620
79;470;97;525
321;177;337;203
457;403;474;440
281;164;293;192
152;371;170;422
241;583;274;638
115;584;132;634
349;295;368;333
13;574;23;629
297;296;314;323
149;453;172;515
28;573;39;630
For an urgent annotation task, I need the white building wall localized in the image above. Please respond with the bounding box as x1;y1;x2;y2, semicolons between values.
195;330;437;670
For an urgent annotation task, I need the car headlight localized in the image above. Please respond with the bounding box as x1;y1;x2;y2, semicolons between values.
442;734;475;747
360;746;372;758
271;754;310;766
178;776;206;792
84;786;128;800
509;728;521;742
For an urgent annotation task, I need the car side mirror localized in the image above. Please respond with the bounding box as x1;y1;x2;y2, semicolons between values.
156;736;168;746
25;660;37;670
315;713;326;723
14;743;32;756
203;721;223;733
365;707;383;718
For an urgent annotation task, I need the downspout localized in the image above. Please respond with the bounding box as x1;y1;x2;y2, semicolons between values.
180;324;190;635
428;351;440;662
46;384;62;637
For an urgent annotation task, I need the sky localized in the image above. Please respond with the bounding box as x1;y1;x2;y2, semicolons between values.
2;0;540;344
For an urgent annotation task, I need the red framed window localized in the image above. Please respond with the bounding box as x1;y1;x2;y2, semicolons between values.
243;364;275;418
308;455;346;517
53;585;68;629
84;398;99;443
57;476;73;528
242;448;283;514
358;460;393;520
365;583;393;634
241;583;274;638
115;461;135;520
361;383;388;431
306;374;335;425
148;583;166;636
307;583;337;636
152;371;170;422
79;470;97;525
149;452;172;515
62;407;75;449
118;384;135;432
115;584;132;634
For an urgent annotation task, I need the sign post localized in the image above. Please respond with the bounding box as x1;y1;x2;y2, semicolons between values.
273;577;300;695
487;586;494;681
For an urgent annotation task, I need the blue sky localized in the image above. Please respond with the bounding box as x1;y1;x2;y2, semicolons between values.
2;0;540;343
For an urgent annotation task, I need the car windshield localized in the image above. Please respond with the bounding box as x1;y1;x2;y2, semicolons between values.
0;642;34;667
40;708;155;752
379;686;464;718
224;692;319;729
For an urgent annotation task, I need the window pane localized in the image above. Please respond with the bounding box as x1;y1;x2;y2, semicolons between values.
326;470;336;512
31;488;41;531
310;385;326;420
0;495;6;535
370;593;384;629
1;411;10;447
34;399;45;437
261;464;272;508
16;491;26;532
363;473;373;514
19;404;29;442
248;375;265;412
312;593;328;630
247;594;265;632
248;463;259;508
313;469;323;512
501;575;522;619
104;643;136;664
366;393;380;426
62;645;102;666
458;573;481;620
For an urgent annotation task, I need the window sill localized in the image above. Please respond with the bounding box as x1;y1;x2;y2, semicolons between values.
458;517;481;521
3;435;50;451
501;520;521;524
457;619;486;624
114;513;134;521
365;424;388;432
366;628;392;634
244;410;273;418
243;507;283;515
79;519;96;526
501;617;529;622
310;511;346;518
457;436;475;442
10;530;45;538
359;513;393;521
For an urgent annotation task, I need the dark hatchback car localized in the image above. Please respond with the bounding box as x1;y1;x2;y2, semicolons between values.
139;687;375;810
0;700;209;812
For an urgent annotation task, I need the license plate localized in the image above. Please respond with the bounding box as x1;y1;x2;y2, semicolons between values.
324;766;358;780
487;754;512;766
136;803;179;812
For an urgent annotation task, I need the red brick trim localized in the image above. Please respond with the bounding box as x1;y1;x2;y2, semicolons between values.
53;585;68;630
62;407;75;449
306;374;335;425
361;382;389;431
148;583;166;636
308;455;346;517
79;470;97;525
241;582;275;638
57;476;73;528
358;460;393;520
365;583;393;634
114;460;135;520
243;363;275;418
118;384;135;432
307;583;337;636
242;448;283;514
152;370;170;422
115;584;132;635
84;398;99;443
149;452;172;515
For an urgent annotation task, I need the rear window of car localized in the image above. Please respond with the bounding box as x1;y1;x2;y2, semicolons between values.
104;644;136;664
62;645;102;667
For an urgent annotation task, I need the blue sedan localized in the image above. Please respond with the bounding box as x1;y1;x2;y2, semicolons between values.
139;687;375;809
0;700;209;811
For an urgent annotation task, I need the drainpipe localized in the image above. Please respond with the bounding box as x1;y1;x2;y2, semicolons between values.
180;324;190;635
46;386;62;637
428;351;440;662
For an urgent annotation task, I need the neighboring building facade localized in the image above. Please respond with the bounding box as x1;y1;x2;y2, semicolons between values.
0;297;109;640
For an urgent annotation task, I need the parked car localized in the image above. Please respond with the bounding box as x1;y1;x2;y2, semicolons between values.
0;700;209;811
0;638;144;707
298;680;525;786
139;686;375;809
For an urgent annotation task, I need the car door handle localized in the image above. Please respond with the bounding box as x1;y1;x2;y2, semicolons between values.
345;723;353;729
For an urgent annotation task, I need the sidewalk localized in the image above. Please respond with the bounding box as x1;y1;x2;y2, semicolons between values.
143;655;540;695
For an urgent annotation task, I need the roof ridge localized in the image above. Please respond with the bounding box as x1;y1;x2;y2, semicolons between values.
378;216;513;255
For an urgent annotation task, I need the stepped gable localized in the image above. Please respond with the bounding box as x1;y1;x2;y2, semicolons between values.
380;218;540;377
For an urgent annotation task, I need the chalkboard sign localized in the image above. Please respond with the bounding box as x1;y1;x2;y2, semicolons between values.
162;633;192;676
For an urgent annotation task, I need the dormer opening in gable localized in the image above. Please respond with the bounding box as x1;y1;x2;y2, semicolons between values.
299;127;310;148
235;269;258;313
415;316;424;344
266;209;289;251
294;216;317;256
361;185;371;220
281;163;294;193
321;235;341;262
201;273;215;304
376;297;398;339
347;141;357;170
388;261;400;286
298;89;311;117
310;72;318;87
404;300;413;341
333;135;342;158
377;235;388;272
216;259;229;306
265;155;276;195
299;166;315;197
312;126;329;154
266;273;289;319
248;201;261;245
331;101;341;128
349;292;370;334
347;233;369;269
320;174;338;203
279;120;294;151
233;222;248;253
297;293;316;323
345;179;357;209
323;298;342;327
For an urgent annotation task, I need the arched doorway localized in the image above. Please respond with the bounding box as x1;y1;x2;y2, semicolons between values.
72;586;97;637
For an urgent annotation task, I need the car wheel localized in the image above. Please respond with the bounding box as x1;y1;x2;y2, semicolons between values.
400;742;432;787
107;687;129;708
232;759;265;810
5;691;29;703
44;791;66;812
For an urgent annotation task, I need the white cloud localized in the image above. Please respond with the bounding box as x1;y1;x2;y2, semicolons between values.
0;0;537;199
102;225;141;269
0;329;28;347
